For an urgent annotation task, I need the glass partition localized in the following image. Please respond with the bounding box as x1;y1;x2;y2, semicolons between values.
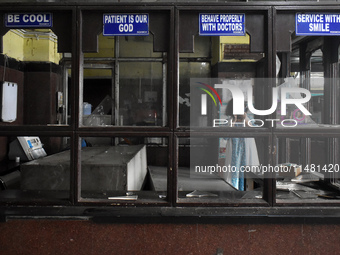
276;136;340;204
177;136;268;204
119;35;163;58
80;136;168;203
274;10;340;205
0;11;73;127
0;135;71;203
178;12;267;128
83;66;113;127
81;13;169;127
119;61;164;126
276;12;340;129
177;10;270;205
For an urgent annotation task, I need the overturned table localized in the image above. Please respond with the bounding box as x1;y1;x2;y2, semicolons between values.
20;145;147;192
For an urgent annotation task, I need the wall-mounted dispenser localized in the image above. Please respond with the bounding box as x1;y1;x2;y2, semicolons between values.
1;81;18;122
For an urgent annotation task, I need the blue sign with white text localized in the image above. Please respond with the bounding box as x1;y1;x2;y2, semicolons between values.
5;13;52;28
199;13;245;36
296;13;340;36
103;14;149;36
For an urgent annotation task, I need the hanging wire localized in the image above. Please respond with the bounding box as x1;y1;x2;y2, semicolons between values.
2;54;8;83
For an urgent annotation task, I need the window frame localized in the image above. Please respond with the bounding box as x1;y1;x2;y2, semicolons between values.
1;2;340;220
273;5;340;206
0;5;77;206
174;6;274;206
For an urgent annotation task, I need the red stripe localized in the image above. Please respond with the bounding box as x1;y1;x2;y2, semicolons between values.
197;82;222;105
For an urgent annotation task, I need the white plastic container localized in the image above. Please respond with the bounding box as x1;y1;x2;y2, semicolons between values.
83;102;92;115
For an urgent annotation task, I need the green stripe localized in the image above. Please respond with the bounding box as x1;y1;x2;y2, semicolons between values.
199;88;217;106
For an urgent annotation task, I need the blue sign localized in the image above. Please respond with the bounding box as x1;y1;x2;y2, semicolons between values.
5;13;52;28
103;14;149;36
199;13;245;36
296;13;340;36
